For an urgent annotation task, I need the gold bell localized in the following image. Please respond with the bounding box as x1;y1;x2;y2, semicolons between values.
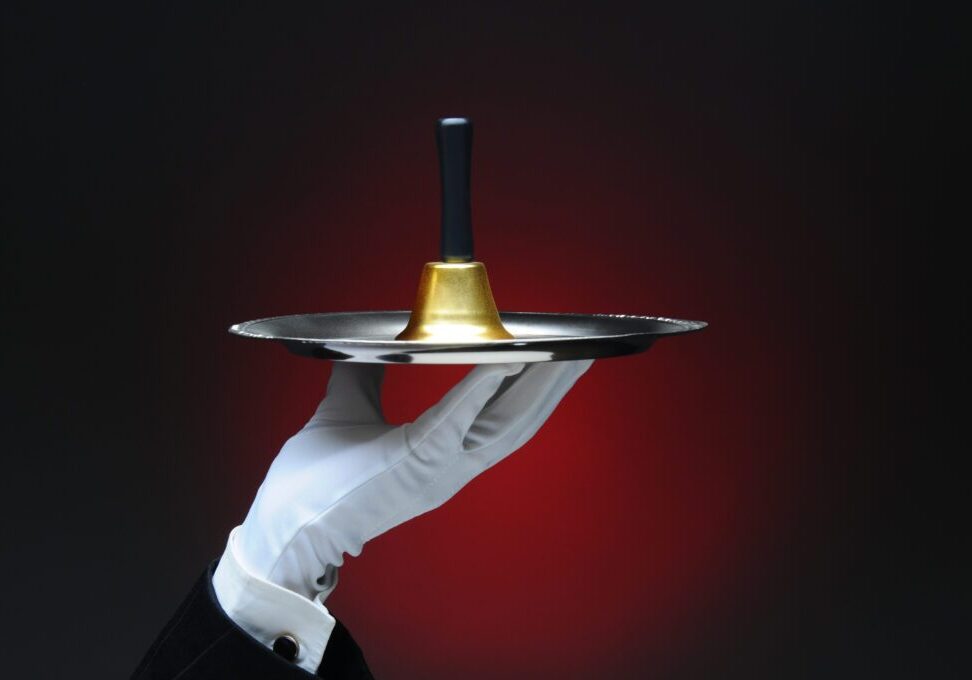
396;261;513;341
396;117;514;342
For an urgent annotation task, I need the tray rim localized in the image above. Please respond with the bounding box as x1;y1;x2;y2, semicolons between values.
229;310;708;348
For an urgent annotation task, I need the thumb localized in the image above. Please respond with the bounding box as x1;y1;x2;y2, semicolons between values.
307;362;386;427
405;363;524;455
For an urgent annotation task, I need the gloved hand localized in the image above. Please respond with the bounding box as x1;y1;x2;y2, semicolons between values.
230;359;592;600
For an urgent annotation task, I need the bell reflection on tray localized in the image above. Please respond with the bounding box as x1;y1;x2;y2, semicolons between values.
230;118;706;365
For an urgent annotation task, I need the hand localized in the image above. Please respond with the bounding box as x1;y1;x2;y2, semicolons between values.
232;359;593;599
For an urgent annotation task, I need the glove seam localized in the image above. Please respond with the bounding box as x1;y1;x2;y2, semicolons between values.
266;406;482;589
263;429;415;587
260;363;533;590
360;444;474;539
463;364;583;455
404;370;506;450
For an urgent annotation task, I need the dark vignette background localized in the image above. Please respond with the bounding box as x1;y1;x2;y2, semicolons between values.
2;2;965;678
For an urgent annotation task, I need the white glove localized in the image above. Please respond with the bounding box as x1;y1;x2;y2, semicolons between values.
231;359;592;600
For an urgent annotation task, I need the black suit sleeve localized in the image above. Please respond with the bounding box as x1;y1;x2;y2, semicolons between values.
132;561;374;679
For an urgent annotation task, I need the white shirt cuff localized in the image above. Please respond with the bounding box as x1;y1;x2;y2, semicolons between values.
212;526;336;675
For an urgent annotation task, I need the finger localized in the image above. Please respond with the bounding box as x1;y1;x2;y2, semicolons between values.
307;362;386;426
405;362;525;455
480;359;592;425
464;359;593;454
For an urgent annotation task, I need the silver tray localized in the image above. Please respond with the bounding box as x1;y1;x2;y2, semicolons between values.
230;311;706;364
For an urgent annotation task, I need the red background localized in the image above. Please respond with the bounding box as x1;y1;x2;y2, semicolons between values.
4;3;961;678
195;40;878;679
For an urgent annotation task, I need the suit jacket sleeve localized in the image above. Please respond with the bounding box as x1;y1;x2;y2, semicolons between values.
132;561;374;679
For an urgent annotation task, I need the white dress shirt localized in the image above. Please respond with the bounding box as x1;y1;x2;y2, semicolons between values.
212;526;338;674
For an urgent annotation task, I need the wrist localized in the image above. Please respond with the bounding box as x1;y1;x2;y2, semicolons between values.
212;527;337;674
235;516;343;601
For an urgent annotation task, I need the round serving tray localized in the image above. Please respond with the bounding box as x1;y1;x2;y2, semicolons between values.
230;311;706;364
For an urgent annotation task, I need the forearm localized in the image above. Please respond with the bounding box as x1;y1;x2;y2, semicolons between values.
132;536;372;679
212;527;338;673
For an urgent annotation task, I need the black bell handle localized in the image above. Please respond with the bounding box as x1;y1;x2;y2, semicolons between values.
436;118;473;262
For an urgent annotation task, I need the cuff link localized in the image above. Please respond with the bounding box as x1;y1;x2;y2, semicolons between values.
272;634;300;662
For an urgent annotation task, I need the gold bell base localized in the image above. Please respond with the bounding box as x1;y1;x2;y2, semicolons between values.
395;262;514;342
